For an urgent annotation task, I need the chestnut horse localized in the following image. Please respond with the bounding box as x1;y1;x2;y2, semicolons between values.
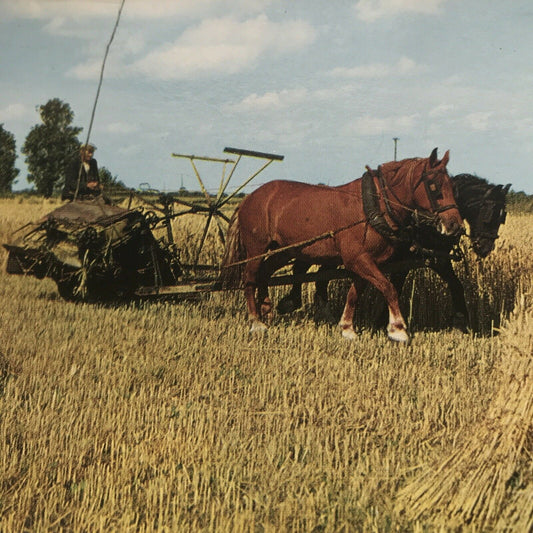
221;149;463;342
277;174;511;332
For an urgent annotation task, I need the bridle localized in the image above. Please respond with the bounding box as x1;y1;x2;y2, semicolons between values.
362;159;460;243
411;166;459;215
467;197;507;244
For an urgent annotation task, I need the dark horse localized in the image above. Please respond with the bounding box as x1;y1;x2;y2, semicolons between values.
221;148;463;342
276;174;510;331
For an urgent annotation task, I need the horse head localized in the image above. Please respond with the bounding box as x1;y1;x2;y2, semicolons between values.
468;182;511;258
410;148;464;237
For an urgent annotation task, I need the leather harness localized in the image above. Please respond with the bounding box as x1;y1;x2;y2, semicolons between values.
362;169;401;242
362;164;459;244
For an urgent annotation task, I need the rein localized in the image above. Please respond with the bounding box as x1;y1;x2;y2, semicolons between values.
223;159;461;270
412;169;459;214
222;215;370;269
361;159;458;243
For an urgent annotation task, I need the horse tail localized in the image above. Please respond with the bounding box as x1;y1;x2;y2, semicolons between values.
220;208;245;289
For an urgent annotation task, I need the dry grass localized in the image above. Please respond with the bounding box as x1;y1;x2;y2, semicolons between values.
395;293;533;529
0;198;532;531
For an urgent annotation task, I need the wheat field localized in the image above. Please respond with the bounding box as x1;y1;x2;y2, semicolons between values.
0;197;532;532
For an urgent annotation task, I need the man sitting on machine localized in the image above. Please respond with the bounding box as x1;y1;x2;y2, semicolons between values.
62;143;102;201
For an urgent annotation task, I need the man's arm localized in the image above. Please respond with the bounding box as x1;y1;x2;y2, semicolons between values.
87;159;100;190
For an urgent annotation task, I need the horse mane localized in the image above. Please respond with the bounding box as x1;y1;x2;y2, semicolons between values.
378;157;424;186
451;173;494;210
452;173;489;191
379;157;421;173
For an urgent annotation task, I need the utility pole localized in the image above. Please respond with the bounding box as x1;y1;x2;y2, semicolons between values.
393;137;399;161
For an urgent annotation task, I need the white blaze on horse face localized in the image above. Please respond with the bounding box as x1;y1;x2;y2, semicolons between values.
426;149;464;237
429;179;462;236
440;220;450;235
438;211;462;236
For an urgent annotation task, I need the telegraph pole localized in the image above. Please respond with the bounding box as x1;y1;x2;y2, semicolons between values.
393;137;399;161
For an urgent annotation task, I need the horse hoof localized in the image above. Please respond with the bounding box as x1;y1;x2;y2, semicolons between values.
314;304;336;325
387;328;409;343
250;321;268;334
452;313;469;333
277;297;300;315
341;327;357;341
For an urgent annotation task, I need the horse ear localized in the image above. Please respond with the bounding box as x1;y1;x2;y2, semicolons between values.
440;150;450;167
429;147;438;167
503;183;511;195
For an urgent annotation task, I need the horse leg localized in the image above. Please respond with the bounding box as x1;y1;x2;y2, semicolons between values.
257;282;273;324
277;260;307;314
315;266;329;305
432;258;470;332
243;259;269;333
254;253;290;328
338;277;364;340
373;270;409;329
314;266;336;323
342;257;409;343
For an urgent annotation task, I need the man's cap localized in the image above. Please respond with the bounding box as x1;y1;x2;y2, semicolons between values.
80;143;96;152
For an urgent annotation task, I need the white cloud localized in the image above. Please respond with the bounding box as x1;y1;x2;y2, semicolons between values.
397;56;418;74
68;59;106;80
131;15;316;80
313;85;361;101
105;121;140;134
354;0;447;22
2;1;117;21
67;30;145;79
1;0;277;22
225;84;363;114
464;111;492;131
429;103;455;118
120;0;276;20
511;117;533;136
226;88;308;113
331;63;389;79
330;56;420;78
0;103;32;122
347;113;420;135
117;34;146;56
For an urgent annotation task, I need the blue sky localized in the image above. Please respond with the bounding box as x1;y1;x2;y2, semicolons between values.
1;0;532;194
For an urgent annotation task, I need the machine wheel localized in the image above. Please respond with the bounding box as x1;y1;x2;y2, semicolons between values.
55;274;83;302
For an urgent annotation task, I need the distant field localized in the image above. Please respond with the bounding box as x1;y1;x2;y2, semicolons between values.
0;197;532;531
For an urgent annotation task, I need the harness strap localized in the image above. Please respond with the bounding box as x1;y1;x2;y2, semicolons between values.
223;216;368;269
377;168;404;228
413;169;459;214
362;170;403;243
225;161;462;270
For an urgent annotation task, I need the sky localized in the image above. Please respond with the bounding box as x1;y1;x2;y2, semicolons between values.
1;0;532;195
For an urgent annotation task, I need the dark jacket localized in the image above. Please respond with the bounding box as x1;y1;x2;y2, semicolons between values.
62;157;100;200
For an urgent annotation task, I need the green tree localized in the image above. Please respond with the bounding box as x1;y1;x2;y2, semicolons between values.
0;124;20;193
99;166;127;191
22;98;82;197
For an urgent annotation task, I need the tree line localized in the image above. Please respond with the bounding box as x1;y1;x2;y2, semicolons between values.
3;98;532;205
0;97;125;196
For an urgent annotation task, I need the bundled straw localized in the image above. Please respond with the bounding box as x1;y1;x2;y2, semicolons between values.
395;292;533;530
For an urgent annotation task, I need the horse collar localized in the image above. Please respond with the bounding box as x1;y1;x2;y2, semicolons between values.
362;170;405;243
